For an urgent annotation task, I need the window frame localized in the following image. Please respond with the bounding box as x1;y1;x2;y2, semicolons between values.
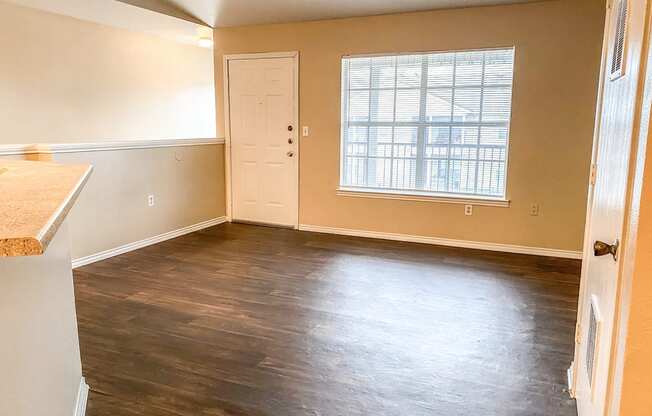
338;47;515;205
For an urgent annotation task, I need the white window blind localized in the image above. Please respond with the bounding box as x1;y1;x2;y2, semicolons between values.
340;48;515;198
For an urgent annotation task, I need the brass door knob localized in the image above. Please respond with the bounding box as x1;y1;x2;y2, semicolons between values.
594;239;619;261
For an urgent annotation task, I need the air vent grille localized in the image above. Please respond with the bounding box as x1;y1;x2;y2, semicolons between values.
585;297;601;389
610;0;629;80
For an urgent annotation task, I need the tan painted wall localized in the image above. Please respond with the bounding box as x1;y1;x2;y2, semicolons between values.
618;135;652;415
214;0;604;251
615;22;652;413
0;221;83;416
0;1;215;143
0;2;226;259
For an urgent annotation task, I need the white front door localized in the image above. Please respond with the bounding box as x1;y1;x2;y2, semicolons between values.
573;0;648;414
227;55;297;227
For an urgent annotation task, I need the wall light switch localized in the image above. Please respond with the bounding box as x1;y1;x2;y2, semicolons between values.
302;126;310;137
148;194;155;207
464;205;473;216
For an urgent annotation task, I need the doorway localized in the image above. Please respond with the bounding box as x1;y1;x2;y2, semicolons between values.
224;52;299;228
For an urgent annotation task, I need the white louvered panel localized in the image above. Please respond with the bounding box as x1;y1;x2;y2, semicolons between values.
610;0;628;80
341;48;515;198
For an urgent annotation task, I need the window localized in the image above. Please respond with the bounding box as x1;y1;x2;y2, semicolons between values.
340;48;515;199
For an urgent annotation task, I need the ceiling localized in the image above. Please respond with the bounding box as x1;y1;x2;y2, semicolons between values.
4;0;211;46
119;0;546;28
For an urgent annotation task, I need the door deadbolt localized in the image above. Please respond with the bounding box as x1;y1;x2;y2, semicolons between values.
287;125;293;131
594;239;619;261
287;151;294;157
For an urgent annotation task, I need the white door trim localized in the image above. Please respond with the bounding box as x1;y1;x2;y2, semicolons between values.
223;51;300;229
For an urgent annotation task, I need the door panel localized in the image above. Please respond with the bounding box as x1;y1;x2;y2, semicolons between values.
228;57;297;227
574;1;647;415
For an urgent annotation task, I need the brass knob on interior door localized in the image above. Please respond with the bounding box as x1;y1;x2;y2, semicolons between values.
287;151;294;157
594;239;619;261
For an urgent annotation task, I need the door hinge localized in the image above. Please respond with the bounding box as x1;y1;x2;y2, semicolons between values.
590;163;598;186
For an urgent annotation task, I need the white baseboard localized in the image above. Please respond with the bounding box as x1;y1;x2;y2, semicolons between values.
298;224;583;259
567;365;576;398
74;377;89;416
72;217;227;268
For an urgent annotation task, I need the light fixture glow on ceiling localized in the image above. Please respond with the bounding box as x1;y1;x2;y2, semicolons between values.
196;25;213;48
198;36;213;48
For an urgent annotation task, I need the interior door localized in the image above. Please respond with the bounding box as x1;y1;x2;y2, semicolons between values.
573;0;647;414
228;56;297;227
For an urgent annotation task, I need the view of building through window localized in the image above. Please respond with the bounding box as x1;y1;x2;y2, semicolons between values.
340;48;515;198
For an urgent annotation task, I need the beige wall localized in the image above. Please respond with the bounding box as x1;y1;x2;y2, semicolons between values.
0;222;83;416
214;0;604;252
0;1;215;143
0;2;226;259
42;145;225;260
615;26;652;415
618;134;652;415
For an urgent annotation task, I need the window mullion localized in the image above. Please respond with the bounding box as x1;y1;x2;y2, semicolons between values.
365;60;374;187
389;56;398;188
446;54;457;192
474;52;487;194
416;57;429;190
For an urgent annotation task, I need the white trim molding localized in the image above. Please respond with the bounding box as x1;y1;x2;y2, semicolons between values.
0;144;40;156
74;377;89;416
337;187;511;207
72;217;227;268
298;224;582;259
567;364;576;398
0;138;225;156
223;51;299;60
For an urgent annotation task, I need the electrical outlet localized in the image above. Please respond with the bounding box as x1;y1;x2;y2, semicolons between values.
530;203;540;216
148;194;155;207
302;126;310;137
464;204;473;216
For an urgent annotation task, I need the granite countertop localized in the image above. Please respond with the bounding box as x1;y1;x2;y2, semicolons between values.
0;160;92;257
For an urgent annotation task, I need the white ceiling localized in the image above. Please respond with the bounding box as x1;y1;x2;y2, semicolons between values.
154;0;545;27
3;0;211;46
4;0;545;43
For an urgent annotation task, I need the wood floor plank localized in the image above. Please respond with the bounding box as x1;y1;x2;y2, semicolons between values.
75;223;579;416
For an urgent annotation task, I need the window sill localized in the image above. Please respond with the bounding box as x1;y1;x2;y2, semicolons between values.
336;187;511;207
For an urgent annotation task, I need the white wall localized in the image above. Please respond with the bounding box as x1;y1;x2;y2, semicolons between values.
0;222;84;416
0;1;216;143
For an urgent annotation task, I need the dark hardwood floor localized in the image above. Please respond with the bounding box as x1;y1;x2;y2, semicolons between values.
74;223;580;416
